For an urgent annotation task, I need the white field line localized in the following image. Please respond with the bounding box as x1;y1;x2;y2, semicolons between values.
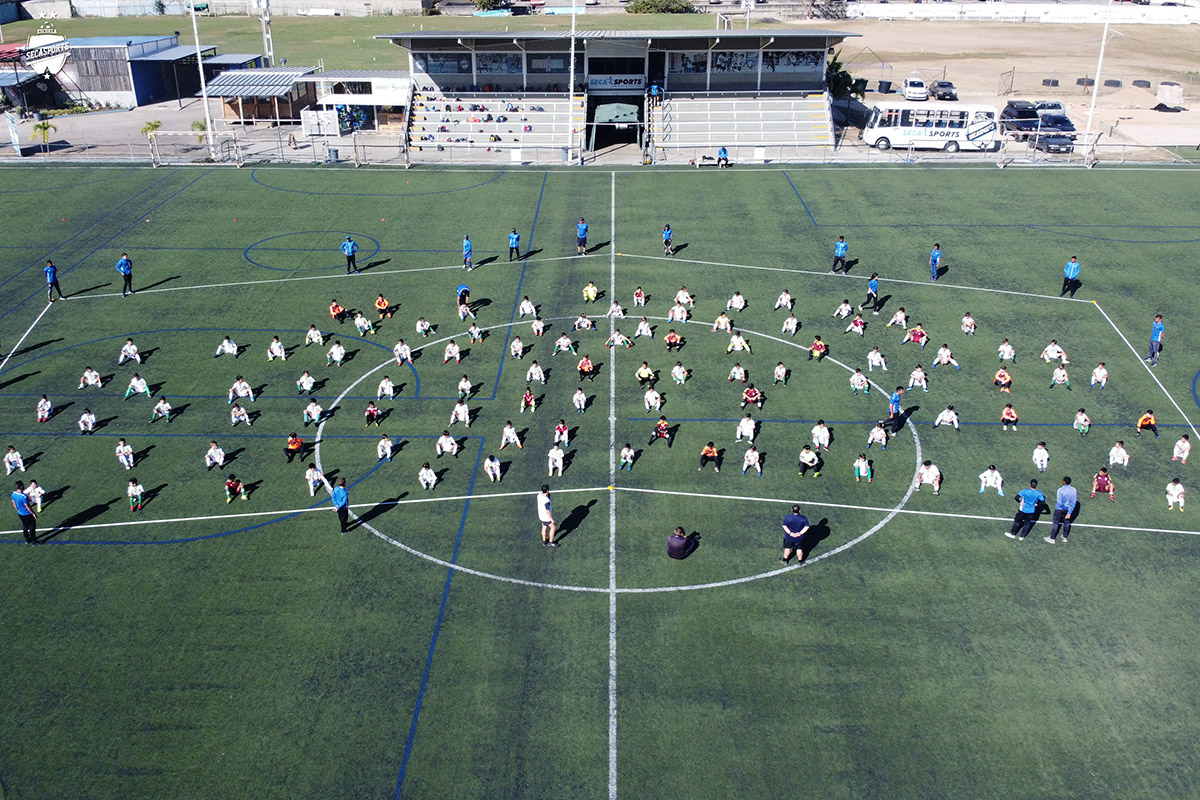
1091;301;1200;439
72;255;584;301
0;301;54;374
6;487;1196;540
608;170;619;800
621;254;1092;304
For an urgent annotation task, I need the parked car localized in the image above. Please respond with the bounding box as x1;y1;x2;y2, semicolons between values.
930;81;958;100
1030;133;1074;154
1034;99;1065;117
1039;113;1077;139
1000;100;1043;140
902;77;929;101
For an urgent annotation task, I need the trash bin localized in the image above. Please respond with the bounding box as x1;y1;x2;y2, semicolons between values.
327;147;340;163
878;80;892;94
32;111;42;122
853;78;868;95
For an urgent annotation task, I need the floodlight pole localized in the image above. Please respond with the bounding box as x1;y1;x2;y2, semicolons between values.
567;0;577;163
190;1;217;161
1083;0;1113;164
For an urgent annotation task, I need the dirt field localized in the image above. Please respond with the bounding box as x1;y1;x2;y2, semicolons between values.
807;19;1200;146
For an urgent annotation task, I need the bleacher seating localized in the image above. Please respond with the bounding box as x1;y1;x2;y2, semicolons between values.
659;94;833;149
407;90;581;160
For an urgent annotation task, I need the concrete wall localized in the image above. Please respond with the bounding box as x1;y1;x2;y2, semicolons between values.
847;2;1200;25
19;0;72;18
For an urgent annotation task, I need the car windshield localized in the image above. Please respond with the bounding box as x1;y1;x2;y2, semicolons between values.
935;82;953;89
1043;115;1072;127
908;80;925;88
1010;107;1038;119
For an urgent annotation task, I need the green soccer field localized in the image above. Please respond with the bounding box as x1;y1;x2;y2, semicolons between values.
1;163;1199;799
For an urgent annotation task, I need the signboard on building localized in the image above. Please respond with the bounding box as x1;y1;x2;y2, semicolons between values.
301;109;340;137
19;24;69;77
6;112;21;156
587;75;644;92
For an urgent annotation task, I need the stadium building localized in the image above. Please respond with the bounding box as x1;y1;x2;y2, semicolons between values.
377;28;857;164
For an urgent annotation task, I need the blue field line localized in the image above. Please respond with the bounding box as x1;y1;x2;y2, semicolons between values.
0;170;211;325
1192;369;1200;415
489;171;547;401
624;416;1194;428
782;171;817;227
250;167;507;198
393;437;486;799
0;325;395;378
0;169;181;301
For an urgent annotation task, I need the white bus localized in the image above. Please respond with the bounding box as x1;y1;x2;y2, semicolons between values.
860;103;1000;153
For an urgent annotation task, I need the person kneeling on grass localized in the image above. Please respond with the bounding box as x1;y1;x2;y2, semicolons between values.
668;527;699;560
127;477;144;512
225;473;248;503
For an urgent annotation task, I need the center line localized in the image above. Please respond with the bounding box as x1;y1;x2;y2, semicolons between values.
608;169;619;800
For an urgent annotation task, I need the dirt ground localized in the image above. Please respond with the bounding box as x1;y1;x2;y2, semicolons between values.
805;19;1200;147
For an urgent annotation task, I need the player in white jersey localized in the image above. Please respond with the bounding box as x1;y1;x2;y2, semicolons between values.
666;303;688;325
296;371;315;395
961;312;976;335
726;332;751;354
1041;339;1069;364
885;307;907;328
931;345;960;371
228;376;254;404
850;369;870;395
726;292;746;312
908;365;928;393
712;312;732;333
78;408;96;434
36;395;53;422
378;376;396;399
215;336;238;358
735;414;756;444
449;401;470;427
979;465;1004;495
302;400;323;426
1091;363;1108;388
742;446;762;476
997;338;1016;362
606;301;625;319
435;431;459;458
377;434;393;462
774;290;793;311
781;313;800;337
124;377;150;401
1173;435;1191;465
853;454;873;483
78;366;103;389
518;296;537;317
510;337;524;360
442;340;461;365
933;405;960;432
573;388;587;413
833;299;853;320
914;460;942;494
547;444;565;477
500;421;522;450
671;362;688;385
554;419;570;448
118;338;141;365
418;462;438;490
305;325;324;347
619;444;636;471
811;421;831;451
114;439;134;470
306;464;329;496
728;363;746;384
4;446;26;474
1050;366;1070;390
415;318;431;337
866;423;889;451
1166;478;1186;511
266;337;287;361
1109;440;1130;470
635;317;654;339
230;403;251;427
483;455;502;482
1033;442;1050;472
204;441;225;470
150;397;172;423
867;347;888;372
644;388;663;412
393;340;412;365
530;318;545;337
675;287;695;308
526;361;545;385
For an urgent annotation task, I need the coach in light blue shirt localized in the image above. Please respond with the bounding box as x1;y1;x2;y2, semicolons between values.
1147;314;1165;366
1047;476;1077;543
341;236;359;274
1061;256;1081;298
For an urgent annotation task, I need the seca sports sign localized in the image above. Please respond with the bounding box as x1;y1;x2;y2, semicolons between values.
20;24;70;77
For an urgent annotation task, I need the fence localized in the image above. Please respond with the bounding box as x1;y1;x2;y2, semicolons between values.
847;2;1200;24
2;130;1197;168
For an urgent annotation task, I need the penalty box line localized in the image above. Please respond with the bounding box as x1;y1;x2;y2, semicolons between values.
616;487;1200;538
66;255;584;302
621;254;1092;305
0;486;611;538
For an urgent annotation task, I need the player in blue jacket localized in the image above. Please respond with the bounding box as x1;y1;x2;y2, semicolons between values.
929;243;942;282
508;229;520;261
115;253;133;297
576;218;589;255
462;235;473;271
45;260;64;301
1061;256;1081;298
341;236;359;274
663;224;675;257
832;235;848;273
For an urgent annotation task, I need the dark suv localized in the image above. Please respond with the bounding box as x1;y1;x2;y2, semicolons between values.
1000;101;1043;141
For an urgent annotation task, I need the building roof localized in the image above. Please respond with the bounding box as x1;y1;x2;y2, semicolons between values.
203;53;263;66
202;66;318;98
131;44;216;62
378;29;857;43
301;69;410;80
67;36;174;48
0;70;39;88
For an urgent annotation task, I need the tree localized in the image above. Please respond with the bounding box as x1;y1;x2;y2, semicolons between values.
824;49;864;102
191;119;208;144
29;120;57;155
473;0;505;9
141;120;163;138
625;0;694;12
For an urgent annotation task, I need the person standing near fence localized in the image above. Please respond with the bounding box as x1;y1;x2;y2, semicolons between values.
115;253;134;297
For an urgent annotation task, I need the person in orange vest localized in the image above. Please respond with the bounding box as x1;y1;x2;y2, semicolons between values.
1136;409;1159;438
994;367;1012;393
664;329;683;352
329;299;347;323
699;441;720;472
1001;403;1019;431
375;293;393;319
285;432;304;463
577;354;595;382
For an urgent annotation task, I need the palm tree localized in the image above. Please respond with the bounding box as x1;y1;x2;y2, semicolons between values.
191;119;207;144
141;120;163;138
30;120;57;155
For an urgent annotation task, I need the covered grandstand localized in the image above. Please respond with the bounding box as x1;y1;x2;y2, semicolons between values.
376;29;857;164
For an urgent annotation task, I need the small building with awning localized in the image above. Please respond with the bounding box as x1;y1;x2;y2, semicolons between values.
202;65;318;124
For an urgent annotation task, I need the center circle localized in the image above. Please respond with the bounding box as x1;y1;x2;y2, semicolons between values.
243;231;381;272
315;318;924;594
